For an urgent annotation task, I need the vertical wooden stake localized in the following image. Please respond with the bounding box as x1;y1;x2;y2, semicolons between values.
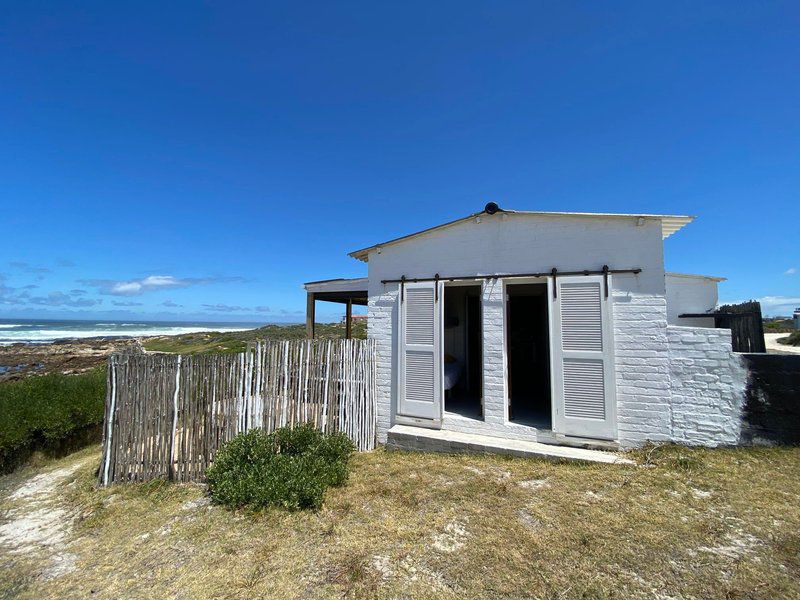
168;355;181;482
102;356;117;486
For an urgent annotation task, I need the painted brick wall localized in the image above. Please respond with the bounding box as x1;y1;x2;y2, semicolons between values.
480;277;506;426
368;281;396;442
666;325;746;446
367;211;669;443
613;286;673;447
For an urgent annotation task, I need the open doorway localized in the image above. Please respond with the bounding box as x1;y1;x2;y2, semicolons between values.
506;282;551;429
443;284;482;420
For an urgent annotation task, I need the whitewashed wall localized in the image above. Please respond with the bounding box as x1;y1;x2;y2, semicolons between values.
665;274;719;327
365;212;668;444
666;325;746;446
612;273;673;447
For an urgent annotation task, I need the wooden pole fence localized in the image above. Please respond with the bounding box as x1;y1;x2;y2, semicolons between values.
99;338;377;486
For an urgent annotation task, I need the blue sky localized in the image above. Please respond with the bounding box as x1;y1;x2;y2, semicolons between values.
0;1;797;322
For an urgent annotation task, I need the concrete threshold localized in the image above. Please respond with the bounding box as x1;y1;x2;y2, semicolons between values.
387;424;635;465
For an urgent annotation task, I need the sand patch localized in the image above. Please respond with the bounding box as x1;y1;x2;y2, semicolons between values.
0;457;91;577
517;509;543;530
181;497;210;511
518;478;550;490
432;520;469;553
698;529;762;559
690;487;713;500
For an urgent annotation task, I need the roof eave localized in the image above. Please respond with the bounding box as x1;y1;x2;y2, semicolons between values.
348;211;696;262
666;272;727;283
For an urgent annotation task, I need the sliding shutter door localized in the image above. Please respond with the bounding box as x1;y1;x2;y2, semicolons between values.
549;275;616;439
398;281;442;423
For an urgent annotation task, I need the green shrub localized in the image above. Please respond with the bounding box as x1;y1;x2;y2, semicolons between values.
206;424;355;511
777;331;800;347
0;367;107;473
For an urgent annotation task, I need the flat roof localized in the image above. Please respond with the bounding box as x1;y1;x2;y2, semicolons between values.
666;272;727;283
303;277;368;294
349;208;695;262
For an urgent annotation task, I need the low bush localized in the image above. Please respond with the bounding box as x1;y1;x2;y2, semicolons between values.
206;424;355;510
0;367;107;473
777;331;800;347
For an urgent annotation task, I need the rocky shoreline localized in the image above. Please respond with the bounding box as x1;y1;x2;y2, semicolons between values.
0;322;356;383
0;338;145;382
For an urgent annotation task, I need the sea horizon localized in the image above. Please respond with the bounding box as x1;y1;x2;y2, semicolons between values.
0;317;280;345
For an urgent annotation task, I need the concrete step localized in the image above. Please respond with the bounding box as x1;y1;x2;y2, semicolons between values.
386;424;635;465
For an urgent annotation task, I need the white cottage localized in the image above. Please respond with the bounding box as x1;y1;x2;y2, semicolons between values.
305;204;742;451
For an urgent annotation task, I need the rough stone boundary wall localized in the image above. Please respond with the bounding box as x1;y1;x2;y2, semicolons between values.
666;325;746;446
740;354;800;445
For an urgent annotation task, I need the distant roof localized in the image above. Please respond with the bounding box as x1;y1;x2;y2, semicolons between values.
349;207;695;262
666;272;727;283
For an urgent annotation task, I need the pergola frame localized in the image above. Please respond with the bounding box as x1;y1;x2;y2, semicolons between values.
303;278;368;339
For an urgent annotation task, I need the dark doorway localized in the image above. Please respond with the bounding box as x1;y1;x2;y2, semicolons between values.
443;284;482;420
506;283;551;429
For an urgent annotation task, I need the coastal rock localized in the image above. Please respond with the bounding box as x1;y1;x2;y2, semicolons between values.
0;339;142;381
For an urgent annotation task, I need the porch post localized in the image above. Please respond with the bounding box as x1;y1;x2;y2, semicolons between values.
345;299;353;339
306;292;315;339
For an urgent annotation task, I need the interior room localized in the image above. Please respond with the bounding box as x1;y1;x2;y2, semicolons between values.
506;282;552;429
442;284;482;420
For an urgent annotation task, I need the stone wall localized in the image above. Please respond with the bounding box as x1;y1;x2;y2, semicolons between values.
740;354;800;445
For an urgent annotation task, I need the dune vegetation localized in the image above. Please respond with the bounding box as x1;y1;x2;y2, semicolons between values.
143;321;366;355
0;367;106;474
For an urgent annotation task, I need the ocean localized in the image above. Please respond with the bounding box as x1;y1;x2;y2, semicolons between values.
0;318;262;345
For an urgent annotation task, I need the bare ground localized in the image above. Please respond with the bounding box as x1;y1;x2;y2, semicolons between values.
765;333;800;355
1;444;799;599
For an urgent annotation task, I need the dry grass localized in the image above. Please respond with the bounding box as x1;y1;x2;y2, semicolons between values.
2;444;799;599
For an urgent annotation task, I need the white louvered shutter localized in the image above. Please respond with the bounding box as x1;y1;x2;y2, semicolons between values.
398;282;442;423
549;275;616;439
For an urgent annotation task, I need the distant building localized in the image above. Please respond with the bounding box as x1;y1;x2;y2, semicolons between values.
340;314;368;324
794;307;800;330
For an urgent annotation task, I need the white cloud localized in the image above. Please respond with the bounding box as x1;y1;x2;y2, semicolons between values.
28;292;102;308
758;295;800;310
0;284;99;308
724;296;800;316
785;267;797;275
111;275;184;295
81;274;245;296
202;303;250;313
